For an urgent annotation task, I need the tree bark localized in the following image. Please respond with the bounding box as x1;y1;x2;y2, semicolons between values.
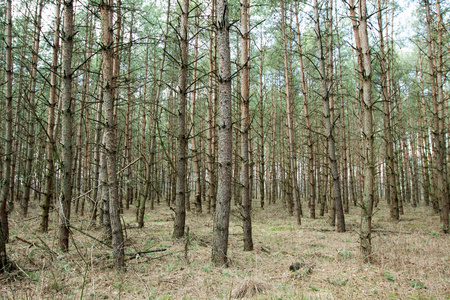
100;0;125;269
280;0;300;224
376;0;399;221
212;0;232;266
357;0;375;260
173;0;190;239
294;0;315;219
240;0;253;251
22;0;44;217
40;0;60;232
59;0;74;253
0;0;13;272
314;0;344;232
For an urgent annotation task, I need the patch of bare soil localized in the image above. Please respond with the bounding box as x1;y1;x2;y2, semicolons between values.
1;200;449;299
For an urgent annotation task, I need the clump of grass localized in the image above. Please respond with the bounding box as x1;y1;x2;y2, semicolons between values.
231;279;269;298
330;279;348;286
339;250;353;259
409;280;425;289
384;272;395;282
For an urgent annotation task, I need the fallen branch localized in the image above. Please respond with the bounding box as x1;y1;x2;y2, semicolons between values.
69;224;167;259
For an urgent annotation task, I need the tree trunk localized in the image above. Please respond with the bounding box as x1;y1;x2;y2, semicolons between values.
173;0;189;239
0;0;13;272
280;0;300;224
191;7;202;214
22;0;44;217
100;0;125;269
314;0;344;232
376;0;399;221
434;0;449;233
40;0;61;232
294;0;315;219
357;0;375;260
212;0;232;266
240;0;253;251
59;0;74;253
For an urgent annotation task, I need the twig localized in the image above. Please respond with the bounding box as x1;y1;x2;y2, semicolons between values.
69;224;113;249
16;236;37;248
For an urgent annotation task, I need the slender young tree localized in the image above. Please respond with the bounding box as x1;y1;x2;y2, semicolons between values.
191;5;202;213
40;0;61;232
173;0;190;239
240;0;253;251
0;0;13;272
100;0;125;269
212;0;233;266
434;0;449;233
357;0;375;260
280;0;300;224
314;0;345;232
376;0;399;221
59;0;75;252
22;0;44;217
294;0;315;219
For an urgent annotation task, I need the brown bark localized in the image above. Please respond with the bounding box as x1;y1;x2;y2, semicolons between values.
101;0;125;269
212;0;232;266
40;0;61;232
434;0;449;232
280;0;300;224
357;0;375;260
294;0;315;219
376;0;399;221
207;0;217;214
258;41;265;209
59;0;74;253
173;0;189;239
314;0;344;232
191;6;202;213
0;0;13;272
22;0;44;217
240;0;253;251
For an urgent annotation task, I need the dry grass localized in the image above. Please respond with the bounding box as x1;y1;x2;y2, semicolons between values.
1;200;449;299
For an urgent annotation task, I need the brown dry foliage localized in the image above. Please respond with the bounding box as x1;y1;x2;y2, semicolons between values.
1;199;449;299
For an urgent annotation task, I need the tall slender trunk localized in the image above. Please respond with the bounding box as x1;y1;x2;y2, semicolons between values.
314;0;344;232
418;55;431;207
123;13;134;211
191;7;202;213
258;40;265;209
207;0;217;214
22;0;44;217
40;0;61;232
100;0;125;269
173;0;189;239
434;0;449;232
336;12;348;214
0;0;13;272
91;83;103;226
59;0;74;253
240;0;253;251
280;0;300;224
212;0;232;267
357;0;375;260
294;0;315;219
377;0;398;221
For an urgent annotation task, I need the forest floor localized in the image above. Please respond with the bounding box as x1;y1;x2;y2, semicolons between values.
1;199;449;299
